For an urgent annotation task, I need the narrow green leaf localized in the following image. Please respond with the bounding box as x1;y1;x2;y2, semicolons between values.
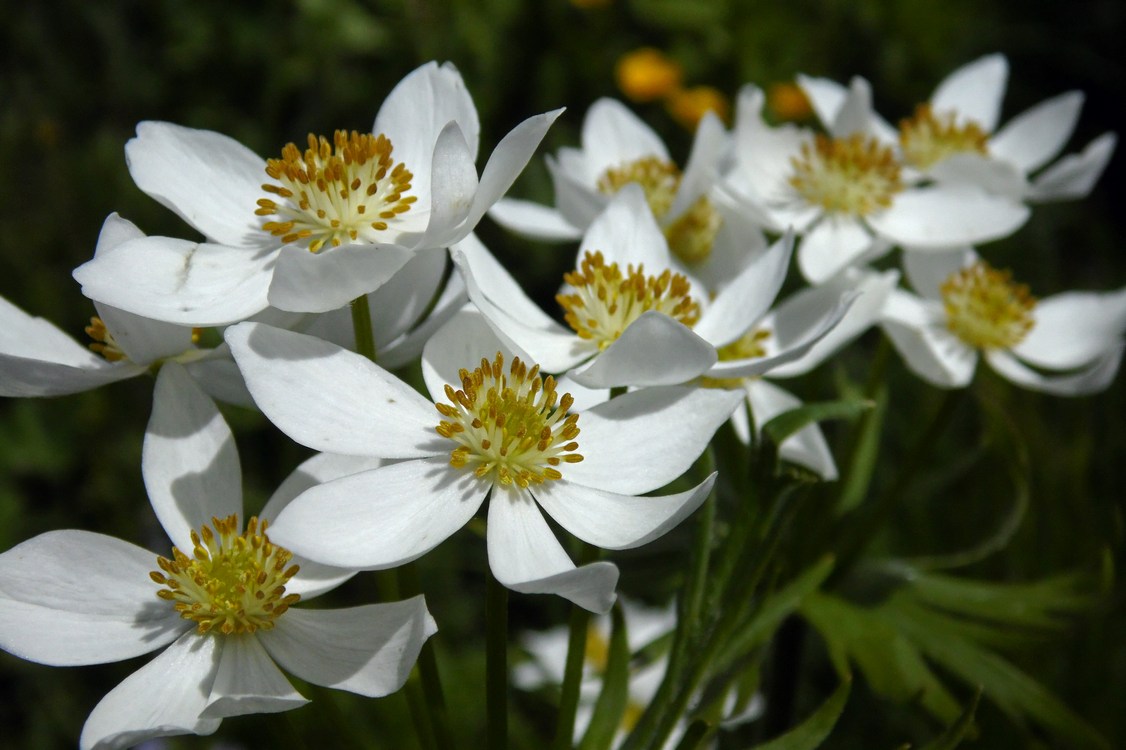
761;398;874;450
579;604;631;750
672;719;711;750
836;382;888;513
915;689;981;750
748;678;851;750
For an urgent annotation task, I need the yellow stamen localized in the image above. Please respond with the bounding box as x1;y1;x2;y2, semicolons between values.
789;133;903;216
700;328;772;389
940;260;1036;350
85;317;127;362
151;515;300;635
899;103;989;170
558;250;701;350
258;130;415;253
435;353;583;488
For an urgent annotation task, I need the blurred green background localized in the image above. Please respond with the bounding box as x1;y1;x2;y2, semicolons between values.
0;0;1123;747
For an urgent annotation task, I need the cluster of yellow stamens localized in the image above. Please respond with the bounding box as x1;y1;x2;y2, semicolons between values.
85;317;127;362
150;515;300;636
435;353;583;488
789;133;903;216
256;130;416;253
558;251;701;350
940;261;1036;350
597;156;722;265
700;328;772;389
899;103;989;170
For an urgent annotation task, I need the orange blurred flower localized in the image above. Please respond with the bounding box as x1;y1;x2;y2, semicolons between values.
767;81;813;121
616;48;684;103
665;86;730;130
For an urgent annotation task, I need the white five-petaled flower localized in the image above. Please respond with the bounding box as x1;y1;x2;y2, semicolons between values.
799;53;1117;204
0;214;250;406
457;186;855;393
881;249;1126;394
720;79;1031;284
224;310;743;614
72;62;561;325
489;98;762;291
0;364;435;750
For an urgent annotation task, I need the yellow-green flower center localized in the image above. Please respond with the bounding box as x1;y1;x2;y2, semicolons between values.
597;156;722;265
899;103;989;170
255;130;416;253
700;327;772;389
940;261;1036;350
151;515;300;636
435;353;583;488
557;250;701;350
789;133;903;216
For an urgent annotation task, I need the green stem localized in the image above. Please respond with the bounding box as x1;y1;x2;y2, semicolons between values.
486;568;510;750
553;542;599;750
351;293;377;363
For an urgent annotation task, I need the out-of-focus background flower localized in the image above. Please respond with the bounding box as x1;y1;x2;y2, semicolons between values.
0;0;1122;747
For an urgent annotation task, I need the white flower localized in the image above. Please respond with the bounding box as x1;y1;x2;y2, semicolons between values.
721;80;1030;283
224;310;743;613
0;214;250;406
73;62;561;324
489;98;761;291
460;186;853;391
799;53;1117;203
0;364;435;750
881;249;1126;394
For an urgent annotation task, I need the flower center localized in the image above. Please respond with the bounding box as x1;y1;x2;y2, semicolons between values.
85;317;128;362
150;515;300;635
789;133;903;216
597;156;722;265
557;250;701;350
700;327;772;389
435;353;583;488
255;130;416;253
899;103;989;170
940;261;1036;350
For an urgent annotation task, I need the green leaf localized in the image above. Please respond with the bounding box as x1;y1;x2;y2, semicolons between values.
761;398;875;452
836;382;888;514
579;604;631;750
748;678;851;750
915;689;980;750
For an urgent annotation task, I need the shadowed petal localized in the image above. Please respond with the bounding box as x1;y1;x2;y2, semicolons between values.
202;635;307;718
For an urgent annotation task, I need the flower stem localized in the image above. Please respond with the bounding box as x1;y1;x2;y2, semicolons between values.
552;542;599;750
486;567;510;750
350;293;377;363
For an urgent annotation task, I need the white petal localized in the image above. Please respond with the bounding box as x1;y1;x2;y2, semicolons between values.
689;200;768;294
453;233;561;331
581;98;669;176
269;243;413;314
0;295;104;368
261;452;383;598
565;386;741;495
868;186;1029;249
926;153;1027;199
125;121;266;247
985;347;1124;396
829;77;874;139
464;109;565;231
533;474;715;550
582;185;674;272
796;74;849;130
0;351;141;397
548;154;609;230
224;322;439;458
989;91;1084;172
415;121;480;249
182;354;256;408
80;632;220;750
881;292;977;388
202;635;306;718
1011;288;1126;370
668;111;727;220
260;596;436;697
420;306;528;399
902;247;974;299
375;61;480;200
567;312;717;389
488;198;583;241
368;248;455;345
796;217;875;284
1028;132;1117;202
694;232;793;346
487;487;619;614
931;54;1008;133
379;267;469;370
268;457;487;569
73;236;275;326
144;364;242;550
746;380;837;480
0;530;187;666
94;300;198;365
94;213;146;257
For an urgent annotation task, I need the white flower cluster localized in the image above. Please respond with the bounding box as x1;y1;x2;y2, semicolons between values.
0;56;1121;748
